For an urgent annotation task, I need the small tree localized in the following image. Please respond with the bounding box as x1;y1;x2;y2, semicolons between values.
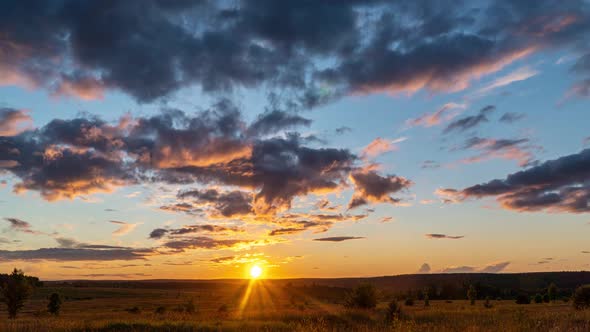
47;293;62;316
534;293;543;304
572;285;590;310
345;283;378;309
484;296;493;308
548;283;558;303
0;269;33;319
423;288;430;307
385;299;402;322
404;297;414;306
515;294;530;304
467;285;477;305
184;298;196;313
542;293;550;303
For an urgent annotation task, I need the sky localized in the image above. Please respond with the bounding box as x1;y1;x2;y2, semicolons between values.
0;0;590;280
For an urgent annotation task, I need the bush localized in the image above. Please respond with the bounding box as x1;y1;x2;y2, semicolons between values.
467;285;477;305
548;283;558;302
154;306;166;314
515;294;530;304
125;306;141;314
385;300;402;322
534;293;543;304
572;285;590;310
543;293;550;303
0;269;34;319
184;298;196;313
47;293;62;316
344;283;378;309
404;298;414;306
484;296;493;308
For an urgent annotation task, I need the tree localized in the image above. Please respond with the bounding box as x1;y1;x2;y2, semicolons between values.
515;294;530;304
385;299;402;322
548;283;558;303
47;293;62;316
484;296;493;308
345;283;378;309
0;269;33;319
423;288;430;307
542;293;550;303
534;293;543;304
467;285;477;305
572;285;590;310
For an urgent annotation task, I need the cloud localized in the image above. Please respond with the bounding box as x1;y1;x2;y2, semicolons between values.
380;216;395;223
425;234;464;240
456;137;538;167
361;137;406;159
109;220;140;237
441;266;476;273
475;66;538;96
348;169;412;209
335;127;352;135
0;1;586;107
480;261;511;273
0;109;32;136
418;263;431;273
406;103;466;128
149;224;243;240
161;237;266;251
421;160;441;169
443;105;495;134
499;112;526;123
0;247;152;261
313;236;365;242
439;148;590;213
177;189;253;218
248;110;311;136
3;217;44;235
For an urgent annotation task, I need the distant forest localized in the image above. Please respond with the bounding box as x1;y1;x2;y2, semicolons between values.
45;271;590;301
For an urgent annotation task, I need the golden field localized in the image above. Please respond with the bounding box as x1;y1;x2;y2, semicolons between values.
1;280;589;332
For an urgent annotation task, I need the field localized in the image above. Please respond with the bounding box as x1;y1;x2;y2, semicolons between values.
1;279;590;332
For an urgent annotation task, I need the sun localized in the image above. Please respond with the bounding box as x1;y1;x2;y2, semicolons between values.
249;265;262;279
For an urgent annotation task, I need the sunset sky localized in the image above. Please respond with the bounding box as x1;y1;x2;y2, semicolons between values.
1;1;590;280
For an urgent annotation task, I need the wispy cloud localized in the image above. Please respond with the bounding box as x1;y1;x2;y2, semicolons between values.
109;220;141;237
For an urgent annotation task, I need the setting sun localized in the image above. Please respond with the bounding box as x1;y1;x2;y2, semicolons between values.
249;265;262;279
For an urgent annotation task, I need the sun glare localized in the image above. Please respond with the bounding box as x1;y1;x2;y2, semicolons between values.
249;265;262;279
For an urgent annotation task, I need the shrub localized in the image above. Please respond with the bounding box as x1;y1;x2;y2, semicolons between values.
47;293;62;316
484;296;493;308
467;285;477;305
572;285;590;310
344;283;378;309
218;304;228;313
385;300;402;322
404;298;414;306
534;293;543;304
515;294;530;304
548;283;558;302
155;306;166;314
0;269;34;319
543;293;550;303
125;306;141;314
423;289;429;307
184;298;196;313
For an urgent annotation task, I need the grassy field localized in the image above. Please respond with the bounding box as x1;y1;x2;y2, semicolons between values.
1;280;589;331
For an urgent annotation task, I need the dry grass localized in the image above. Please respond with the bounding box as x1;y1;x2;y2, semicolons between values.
1;282;589;331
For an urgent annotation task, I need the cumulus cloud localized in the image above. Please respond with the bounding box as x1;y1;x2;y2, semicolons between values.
0;1;586;106
418;263;431;273
0;109;32;136
439;148;590;213
348;169;412;209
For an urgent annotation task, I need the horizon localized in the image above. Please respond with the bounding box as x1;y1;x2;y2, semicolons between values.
1;0;590;281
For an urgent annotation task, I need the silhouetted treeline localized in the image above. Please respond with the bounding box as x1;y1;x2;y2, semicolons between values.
0;272;42;288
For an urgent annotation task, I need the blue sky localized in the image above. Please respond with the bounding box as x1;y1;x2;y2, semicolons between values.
0;1;589;279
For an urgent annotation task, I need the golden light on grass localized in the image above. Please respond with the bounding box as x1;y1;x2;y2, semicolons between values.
249;265;262;279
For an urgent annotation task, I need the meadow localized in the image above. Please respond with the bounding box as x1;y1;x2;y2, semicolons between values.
2;279;590;332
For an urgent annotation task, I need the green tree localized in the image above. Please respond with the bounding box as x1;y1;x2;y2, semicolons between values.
47;293;62;316
467;285;477;305
0;269;33;319
548;283;558;302
345;283;378;309
534;293;543;304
